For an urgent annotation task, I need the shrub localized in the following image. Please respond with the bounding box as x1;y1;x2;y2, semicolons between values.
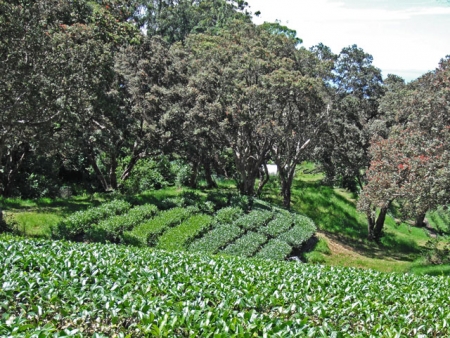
214;207;244;225
229;194;250;211
3;236;450;337
221;231;267;257
52;199;131;240
423;238;450;265
157;214;213;251
233;210;274;230
119;158;171;194
205;191;230;210
159;191;202;210
123;206;197;247
174;162;192;188
188;224;243;253
86;204;158;243
259;214;293;237
277;224;315;248
198;201;215;214
255;239;292;261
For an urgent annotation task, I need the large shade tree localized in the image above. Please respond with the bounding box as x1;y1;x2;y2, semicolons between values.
359;56;450;241
181;22;326;200
318;45;385;192
267;67;326;208
114;35;187;188
0;0;66;196
0;0;144;195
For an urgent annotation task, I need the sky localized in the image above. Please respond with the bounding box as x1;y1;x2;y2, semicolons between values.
246;0;450;82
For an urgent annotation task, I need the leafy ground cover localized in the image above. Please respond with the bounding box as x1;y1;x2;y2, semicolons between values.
1;235;450;337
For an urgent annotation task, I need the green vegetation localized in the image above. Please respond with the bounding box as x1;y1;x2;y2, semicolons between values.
221;231;268;257
427;207;450;234
214;206;244;224
2;235;450;337
123;206;198;247
3;0;450;334
87;204;158;243
156;214;213;251
233;209;274;230
255;239;293;261
189;224;244;254
259;213;293;237
53;199;132;240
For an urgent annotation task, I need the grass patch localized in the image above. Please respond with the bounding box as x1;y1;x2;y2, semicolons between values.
262;177;367;239
10;212;60;238
304;251;326;264
314;237;331;255
408;258;450;276
259;163;446;273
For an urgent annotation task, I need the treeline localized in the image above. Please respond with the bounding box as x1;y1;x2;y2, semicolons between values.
1;0;449;239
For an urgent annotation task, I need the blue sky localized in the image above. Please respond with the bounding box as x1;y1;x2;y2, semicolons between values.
247;0;450;82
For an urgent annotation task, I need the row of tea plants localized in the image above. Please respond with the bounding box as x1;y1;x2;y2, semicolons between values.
1;235;450;337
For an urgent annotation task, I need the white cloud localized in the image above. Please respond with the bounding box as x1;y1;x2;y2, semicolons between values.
248;0;450;81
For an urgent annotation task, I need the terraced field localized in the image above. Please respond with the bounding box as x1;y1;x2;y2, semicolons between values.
52;199;316;261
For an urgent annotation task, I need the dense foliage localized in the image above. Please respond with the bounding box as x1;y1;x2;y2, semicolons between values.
1;235;450;336
2;0;450;241
359;57;450;240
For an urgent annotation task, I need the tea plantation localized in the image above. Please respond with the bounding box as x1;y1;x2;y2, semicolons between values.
1;235;450;337
52;199;316;261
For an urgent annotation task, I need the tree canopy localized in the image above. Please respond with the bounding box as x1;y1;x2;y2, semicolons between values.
2;0;450;242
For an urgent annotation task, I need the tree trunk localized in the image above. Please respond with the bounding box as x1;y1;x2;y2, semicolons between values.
1;146;29;197
203;160;217;189
281;179;292;209
189;161;199;188
87;149;110;192
238;176;256;196
367;202;391;241
109;153;118;191
278;166;295;210
119;154;140;183
414;212;427;227
256;163;269;196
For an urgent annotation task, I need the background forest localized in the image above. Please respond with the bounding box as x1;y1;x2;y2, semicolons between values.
1;0;450;242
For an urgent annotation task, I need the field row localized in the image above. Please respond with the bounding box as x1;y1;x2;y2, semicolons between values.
1;236;450;337
190;208;316;260
53;200;316;261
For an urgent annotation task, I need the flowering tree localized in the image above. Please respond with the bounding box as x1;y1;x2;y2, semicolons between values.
359;57;450;240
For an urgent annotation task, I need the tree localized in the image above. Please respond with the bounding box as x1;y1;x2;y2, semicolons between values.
0;0;142;195
0;0;74;196
181;22;327;200
260;20;302;46
359;56;450;240
114;35;186;189
267;66;326;208
46;2;140;192
180;23;279;195
132;0;253;43
317;45;385;192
